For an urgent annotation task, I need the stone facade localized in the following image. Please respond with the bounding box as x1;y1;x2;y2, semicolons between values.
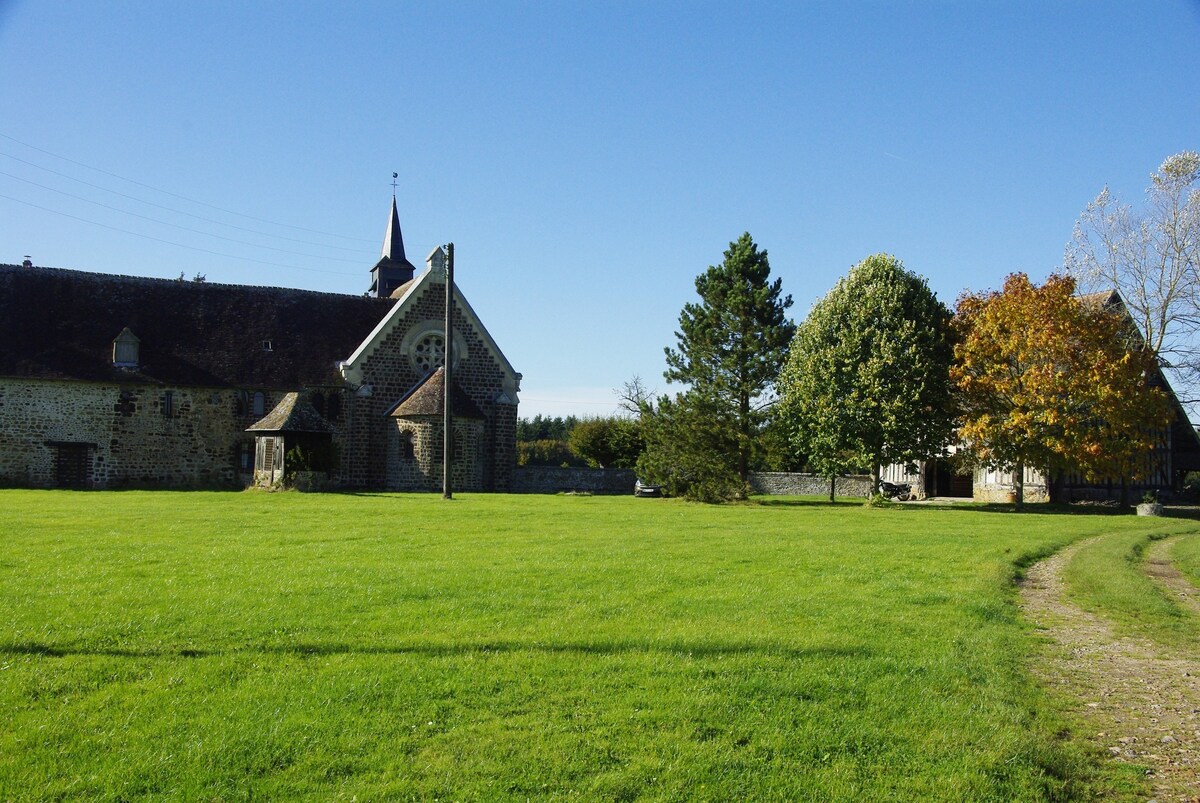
338;248;519;492
388;418;485;491
0;210;520;491
512;466;638;495
748;472;873;497
0;377;273;488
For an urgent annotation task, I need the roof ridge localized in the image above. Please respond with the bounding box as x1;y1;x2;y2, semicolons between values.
0;263;389;301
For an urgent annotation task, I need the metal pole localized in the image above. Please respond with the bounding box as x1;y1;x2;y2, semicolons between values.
442;242;454;499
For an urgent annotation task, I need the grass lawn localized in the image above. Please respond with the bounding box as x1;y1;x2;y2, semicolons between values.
1;490;1197;800
1172;532;1200;592
1063;528;1200;649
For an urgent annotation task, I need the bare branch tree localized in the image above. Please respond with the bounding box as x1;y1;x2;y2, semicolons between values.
616;374;656;418
1066;152;1200;398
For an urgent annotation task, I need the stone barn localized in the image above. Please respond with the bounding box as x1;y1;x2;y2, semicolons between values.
0;199;520;491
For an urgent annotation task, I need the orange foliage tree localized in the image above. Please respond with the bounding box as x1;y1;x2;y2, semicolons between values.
952;273;1172;506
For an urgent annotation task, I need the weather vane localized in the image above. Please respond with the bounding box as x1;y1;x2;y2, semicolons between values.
391;171;398;194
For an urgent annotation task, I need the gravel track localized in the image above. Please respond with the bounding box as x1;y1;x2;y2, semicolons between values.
1019;536;1200;800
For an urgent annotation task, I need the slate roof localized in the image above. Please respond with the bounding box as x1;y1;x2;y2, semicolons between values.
1077;287;1200;461
247;392;337;433
0;264;394;388
387;366;484;419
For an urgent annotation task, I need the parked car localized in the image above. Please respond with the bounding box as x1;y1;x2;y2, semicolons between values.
634;479;663;498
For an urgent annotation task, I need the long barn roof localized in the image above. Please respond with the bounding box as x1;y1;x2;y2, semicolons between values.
0;263;394;388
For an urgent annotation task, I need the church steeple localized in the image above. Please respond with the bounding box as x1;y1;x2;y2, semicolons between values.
369;195;417;298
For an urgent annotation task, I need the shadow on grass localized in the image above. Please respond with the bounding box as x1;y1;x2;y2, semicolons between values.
0;640;871;661
751;497;1200;518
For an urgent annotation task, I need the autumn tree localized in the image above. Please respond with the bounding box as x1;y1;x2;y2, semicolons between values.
952;273;1172;507
647;233;794;499
779;254;955;494
1065;151;1200;396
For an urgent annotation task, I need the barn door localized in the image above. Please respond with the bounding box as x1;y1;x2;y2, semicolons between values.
54;443;90;489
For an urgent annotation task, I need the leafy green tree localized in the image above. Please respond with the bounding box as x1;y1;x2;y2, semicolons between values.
779;254;955;493
567;417;645;469
636;391;747;503
661;233;795;486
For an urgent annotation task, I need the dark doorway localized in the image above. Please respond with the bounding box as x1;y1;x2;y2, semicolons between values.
925;458;973;498
54;443;91;489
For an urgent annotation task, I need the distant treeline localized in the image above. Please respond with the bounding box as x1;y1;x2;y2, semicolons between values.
516;415;581;443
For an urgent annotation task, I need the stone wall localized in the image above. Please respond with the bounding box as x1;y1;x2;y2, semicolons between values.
342;278;517;491
510;469;873;497
512;466;638;495
748;472;873;497
0;377;275;488
387;417;484;492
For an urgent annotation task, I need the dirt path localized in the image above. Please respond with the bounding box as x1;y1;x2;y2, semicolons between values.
1019;538;1200;800
1146;538;1200;619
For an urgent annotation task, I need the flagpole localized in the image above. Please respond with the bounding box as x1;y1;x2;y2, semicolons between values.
442;242;454;499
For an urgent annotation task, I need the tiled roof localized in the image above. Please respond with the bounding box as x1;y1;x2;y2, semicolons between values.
387;366;484;419
0;264;394;388
247;392;337;433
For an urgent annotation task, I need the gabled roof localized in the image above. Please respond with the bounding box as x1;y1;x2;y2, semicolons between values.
1080;287;1200;457
0;264;394;388
342;246;520;389
368;198;417;297
387;366;484;419
379;196;415;270
247;392;337;433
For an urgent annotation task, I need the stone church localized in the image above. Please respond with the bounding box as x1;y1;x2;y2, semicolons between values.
0;200;521;491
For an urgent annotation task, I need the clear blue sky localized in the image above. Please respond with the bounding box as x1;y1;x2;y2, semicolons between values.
2;1;1198;418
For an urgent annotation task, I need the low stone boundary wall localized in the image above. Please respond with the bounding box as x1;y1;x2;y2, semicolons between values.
748;472;872;497
512;466;637;495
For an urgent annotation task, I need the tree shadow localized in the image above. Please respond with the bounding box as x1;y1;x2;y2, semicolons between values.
0;639;871;662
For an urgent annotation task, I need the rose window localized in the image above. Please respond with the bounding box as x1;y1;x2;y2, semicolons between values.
412;333;445;374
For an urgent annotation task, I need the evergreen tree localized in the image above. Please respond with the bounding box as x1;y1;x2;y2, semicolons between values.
661;233;794;485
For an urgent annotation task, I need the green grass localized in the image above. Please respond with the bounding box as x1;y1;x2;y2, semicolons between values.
0;491;1195;801
1062;524;1200;650
1171;533;1200;592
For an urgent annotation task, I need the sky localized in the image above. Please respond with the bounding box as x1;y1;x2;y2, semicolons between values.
1;1;1198;419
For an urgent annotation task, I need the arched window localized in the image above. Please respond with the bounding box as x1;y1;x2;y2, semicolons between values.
253;392;265;417
402;432;415;460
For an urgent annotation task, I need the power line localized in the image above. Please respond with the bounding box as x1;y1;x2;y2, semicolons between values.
0;170;370;264
0;131;378;243
0;193;362;277
0;151;374;253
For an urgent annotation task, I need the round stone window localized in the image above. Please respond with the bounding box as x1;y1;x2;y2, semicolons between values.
412;332;445;374
404;323;466;375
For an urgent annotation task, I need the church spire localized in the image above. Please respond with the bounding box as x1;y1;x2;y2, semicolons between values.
381;195;407;263
369;193;417;298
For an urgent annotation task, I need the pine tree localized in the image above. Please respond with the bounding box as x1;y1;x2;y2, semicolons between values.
661;233;794;485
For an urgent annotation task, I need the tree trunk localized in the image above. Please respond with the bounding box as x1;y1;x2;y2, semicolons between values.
1046;468;1060;504
738;392;751;483
1014;460;1025;510
829;475;835;503
872;459;881;496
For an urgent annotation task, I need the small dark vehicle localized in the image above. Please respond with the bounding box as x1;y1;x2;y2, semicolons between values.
634;480;663;498
879;480;913;502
